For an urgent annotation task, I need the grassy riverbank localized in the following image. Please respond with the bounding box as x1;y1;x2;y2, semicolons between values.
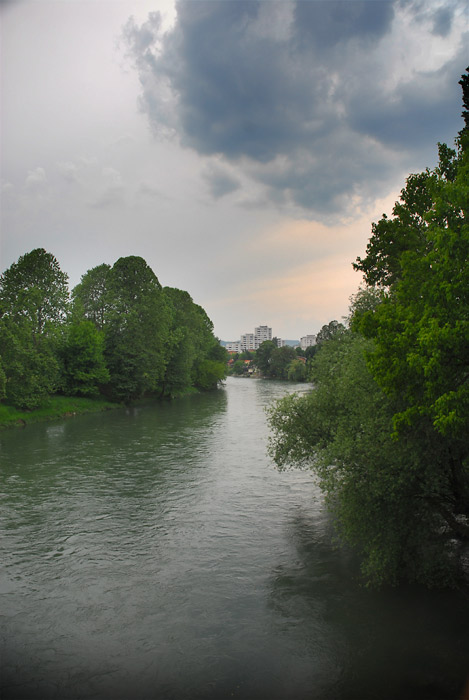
0;395;119;429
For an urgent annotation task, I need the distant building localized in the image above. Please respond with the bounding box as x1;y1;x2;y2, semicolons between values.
254;325;272;347
240;333;255;351
225;341;242;352
300;335;316;350
274;338;285;347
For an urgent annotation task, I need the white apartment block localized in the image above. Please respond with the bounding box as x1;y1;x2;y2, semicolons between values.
224;325;276;352
240;333;255;351
300;334;316;350
254;325;272;347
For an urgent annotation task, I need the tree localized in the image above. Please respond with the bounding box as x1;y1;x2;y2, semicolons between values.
355;117;468;444
0;248;69;337
161;288;199;397
269;327;464;587
104;256;171;401
72;264;111;330
0;358;5;401
315;320;345;344
192;358;226;389
59;320;109;397
231;359;247;376
254;340;276;375
0;249;68;408
287;357;307;382
269;345;296;379
0;314;60;409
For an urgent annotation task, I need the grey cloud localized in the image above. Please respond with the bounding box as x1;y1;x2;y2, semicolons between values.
345;48;468;150
124;0;467;218
408;1;456;38
293;0;395;50
203;165;241;199
136;182;168;200
431;6;453;36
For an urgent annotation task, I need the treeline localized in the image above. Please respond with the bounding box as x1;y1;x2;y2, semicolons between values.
0;252;227;409
229;321;344;381
268;68;469;588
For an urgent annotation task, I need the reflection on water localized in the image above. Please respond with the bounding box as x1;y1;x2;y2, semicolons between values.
0;378;468;700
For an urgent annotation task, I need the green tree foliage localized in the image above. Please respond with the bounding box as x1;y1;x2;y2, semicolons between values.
162;287;199;396
104;256;171;402
355;125;468;444
269;345;297;379
254;340;276;375
0;314;60;409
269;328;464;587
287;357;307;382
0;248;69;335
192;358;226;390
0;248;224;407
0;358;5;401
72;264;111;330
59;320;109;397
190;305;227;390
231;359;247;376
161;288;226;396
0;249;68;408
315;320;346;344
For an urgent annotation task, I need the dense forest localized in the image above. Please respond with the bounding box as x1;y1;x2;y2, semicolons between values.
0;253;227;409
268;68;469;588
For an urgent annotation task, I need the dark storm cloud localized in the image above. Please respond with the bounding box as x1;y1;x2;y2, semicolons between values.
124;0;467;217
345;51;466;149
293;0;395;50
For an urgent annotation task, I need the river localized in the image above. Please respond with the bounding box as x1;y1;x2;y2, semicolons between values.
1;377;468;700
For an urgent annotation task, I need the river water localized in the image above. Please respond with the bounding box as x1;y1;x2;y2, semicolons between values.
1;377;468;700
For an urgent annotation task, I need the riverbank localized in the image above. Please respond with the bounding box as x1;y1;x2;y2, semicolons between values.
0;395;119;429
0;385;213;429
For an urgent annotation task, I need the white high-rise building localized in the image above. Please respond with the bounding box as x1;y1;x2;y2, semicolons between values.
300;335;316;350
223;325;274;352
254;325;272;348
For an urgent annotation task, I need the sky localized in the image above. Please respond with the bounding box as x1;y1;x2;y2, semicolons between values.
1;0;467;341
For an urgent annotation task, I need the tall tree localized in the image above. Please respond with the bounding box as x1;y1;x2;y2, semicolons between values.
104;256;171;401
254;340;276;375
0;248;69;337
72;264;111;330
0;249;68;408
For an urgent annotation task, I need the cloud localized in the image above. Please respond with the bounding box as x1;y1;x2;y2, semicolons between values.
90;167;125;208
25;166;47;189
136;181;167;199
57;161;79;182
431;6;454;36
203;164;241;199
123;0;468;220
56;157;128;209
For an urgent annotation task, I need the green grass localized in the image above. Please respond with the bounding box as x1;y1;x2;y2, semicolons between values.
0;395;120;429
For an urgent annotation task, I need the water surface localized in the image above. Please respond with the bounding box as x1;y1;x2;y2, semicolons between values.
1;377;468;699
